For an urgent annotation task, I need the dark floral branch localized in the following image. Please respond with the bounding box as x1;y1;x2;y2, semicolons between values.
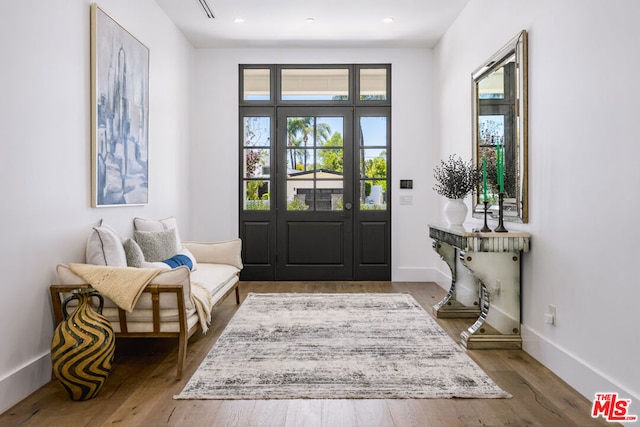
433;154;481;199
245;149;263;178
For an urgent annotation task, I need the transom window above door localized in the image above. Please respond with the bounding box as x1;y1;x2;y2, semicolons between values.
240;64;391;106
281;69;349;101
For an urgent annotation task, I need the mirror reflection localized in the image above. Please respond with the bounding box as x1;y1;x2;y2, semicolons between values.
472;30;528;223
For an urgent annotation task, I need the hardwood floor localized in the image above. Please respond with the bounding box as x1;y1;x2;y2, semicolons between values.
1;282;616;427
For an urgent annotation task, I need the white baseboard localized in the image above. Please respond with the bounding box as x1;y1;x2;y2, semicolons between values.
0;352;51;415
521;324;639;402
392;268;640;404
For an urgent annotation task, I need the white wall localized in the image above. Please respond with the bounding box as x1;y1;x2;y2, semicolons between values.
6;0;636;415
0;0;193;413
434;0;640;402
190;48;444;280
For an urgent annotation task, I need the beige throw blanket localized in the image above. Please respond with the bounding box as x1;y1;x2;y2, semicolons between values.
69;264;162;312
190;282;213;334
69;264;214;333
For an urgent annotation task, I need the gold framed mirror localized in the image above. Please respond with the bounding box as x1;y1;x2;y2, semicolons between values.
472;30;528;223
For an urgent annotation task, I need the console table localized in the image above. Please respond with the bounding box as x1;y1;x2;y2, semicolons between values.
429;224;530;349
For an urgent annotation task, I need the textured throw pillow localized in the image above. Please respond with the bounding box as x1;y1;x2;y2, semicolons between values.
123;238;145;267
86;226;127;266
134;229;180;262
133;216;182;245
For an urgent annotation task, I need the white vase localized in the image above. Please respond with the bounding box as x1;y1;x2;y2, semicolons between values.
443;198;468;227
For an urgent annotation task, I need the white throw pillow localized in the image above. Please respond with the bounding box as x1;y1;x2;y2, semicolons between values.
99;220;125;243
86;226;127;266
133;216;182;244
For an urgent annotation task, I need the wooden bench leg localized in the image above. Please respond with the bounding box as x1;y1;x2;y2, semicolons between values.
176;332;187;380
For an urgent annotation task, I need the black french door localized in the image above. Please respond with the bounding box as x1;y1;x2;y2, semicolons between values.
239;64;390;281
275;107;354;280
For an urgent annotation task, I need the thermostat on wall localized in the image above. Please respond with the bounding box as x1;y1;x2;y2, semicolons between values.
400;180;413;189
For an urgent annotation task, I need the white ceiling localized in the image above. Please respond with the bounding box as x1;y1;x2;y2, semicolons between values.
155;0;470;48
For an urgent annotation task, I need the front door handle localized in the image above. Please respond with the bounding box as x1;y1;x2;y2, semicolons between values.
344;202;353;210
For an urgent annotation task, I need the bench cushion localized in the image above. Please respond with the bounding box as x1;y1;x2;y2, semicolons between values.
189;263;240;295
55;263;239;313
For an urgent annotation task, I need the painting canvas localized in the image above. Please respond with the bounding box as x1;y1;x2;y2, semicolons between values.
91;3;149;207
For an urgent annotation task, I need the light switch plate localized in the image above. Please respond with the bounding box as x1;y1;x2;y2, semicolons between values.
399;195;413;205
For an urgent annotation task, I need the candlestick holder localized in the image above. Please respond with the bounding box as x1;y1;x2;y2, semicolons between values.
481;201;492;232
494;192;508;233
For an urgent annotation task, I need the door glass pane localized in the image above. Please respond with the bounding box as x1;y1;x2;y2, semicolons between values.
316;149;343;174
359;116;387;210
244;180;270;210
287;148;315;172
359;155;387;210
316;181;343;211
286;117;316;147
360;68;387;101
316;117;343;147
360;149;387;178
243;116;271;211
360;180;386;210
281;69;349;101
287;180;312;210
359;116;387;146
244;148;270;178
243;69;270;101
243;116;270;147
316;116;344;172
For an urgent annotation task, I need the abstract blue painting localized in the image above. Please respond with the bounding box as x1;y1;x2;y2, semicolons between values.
91;4;149;207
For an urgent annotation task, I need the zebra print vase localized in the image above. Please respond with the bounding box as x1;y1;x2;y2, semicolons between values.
51;288;115;401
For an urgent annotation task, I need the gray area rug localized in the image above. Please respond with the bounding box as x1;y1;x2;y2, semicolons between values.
174;293;511;399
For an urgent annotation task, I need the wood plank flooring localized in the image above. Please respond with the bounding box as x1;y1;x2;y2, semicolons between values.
0;282;616;427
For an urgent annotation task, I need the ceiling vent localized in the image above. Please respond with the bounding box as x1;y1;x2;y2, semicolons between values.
197;0;215;18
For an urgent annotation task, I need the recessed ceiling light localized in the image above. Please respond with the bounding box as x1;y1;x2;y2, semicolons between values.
234;18;245;24
305;17;315;23
383;17;394;24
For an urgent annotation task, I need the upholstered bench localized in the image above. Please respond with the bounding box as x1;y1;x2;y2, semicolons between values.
50;218;243;379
